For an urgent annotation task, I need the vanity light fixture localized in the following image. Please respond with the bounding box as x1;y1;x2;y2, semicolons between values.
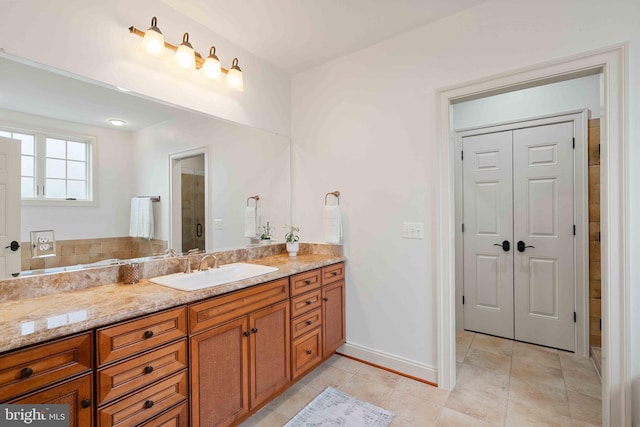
202;46;222;80
129;17;244;91
109;119;126;126
226;58;244;91
175;32;196;70
141;16;165;57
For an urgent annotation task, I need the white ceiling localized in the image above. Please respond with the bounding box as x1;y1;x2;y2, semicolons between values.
160;0;487;73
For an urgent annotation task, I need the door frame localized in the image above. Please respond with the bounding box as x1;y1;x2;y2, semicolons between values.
436;44;628;427
454;110;589;355
168;146;209;252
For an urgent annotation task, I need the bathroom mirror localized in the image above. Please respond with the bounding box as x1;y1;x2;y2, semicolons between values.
0;54;291;276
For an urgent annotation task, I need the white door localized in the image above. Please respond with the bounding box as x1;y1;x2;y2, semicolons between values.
0;136;21;278
462;131;514;339
513;122;575;351
462;122;575;351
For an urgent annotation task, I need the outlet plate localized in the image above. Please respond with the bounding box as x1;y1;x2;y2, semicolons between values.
214;219;223;230
402;222;424;239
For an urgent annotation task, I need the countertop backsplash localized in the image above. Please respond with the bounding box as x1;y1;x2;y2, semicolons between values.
0;243;343;303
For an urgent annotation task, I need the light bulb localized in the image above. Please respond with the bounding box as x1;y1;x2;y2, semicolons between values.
175;32;196;70
202;46;222;80
226;58;244;91
141;17;164;57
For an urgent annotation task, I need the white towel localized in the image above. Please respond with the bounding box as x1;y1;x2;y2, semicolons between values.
244;206;257;238
323;205;342;244
129;197;154;239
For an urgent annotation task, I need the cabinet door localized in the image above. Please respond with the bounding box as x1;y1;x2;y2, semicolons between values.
190;317;249;427
10;373;93;427
322;280;346;356
249;300;291;409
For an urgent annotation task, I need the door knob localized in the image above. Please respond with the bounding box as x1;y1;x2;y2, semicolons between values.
493;240;510;252
517;241;535;252
5;241;20;251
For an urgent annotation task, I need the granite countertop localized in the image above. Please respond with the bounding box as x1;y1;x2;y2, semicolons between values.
0;254;345;354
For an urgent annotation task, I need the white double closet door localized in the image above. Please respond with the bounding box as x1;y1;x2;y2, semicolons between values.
462;121;575;352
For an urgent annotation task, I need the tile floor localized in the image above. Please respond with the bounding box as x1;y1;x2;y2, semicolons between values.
240;331;602;426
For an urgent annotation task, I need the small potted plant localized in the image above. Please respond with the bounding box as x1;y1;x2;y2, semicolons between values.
284;225;300;257
259;222;272;244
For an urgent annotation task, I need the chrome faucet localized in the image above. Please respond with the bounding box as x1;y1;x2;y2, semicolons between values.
199;254;218;270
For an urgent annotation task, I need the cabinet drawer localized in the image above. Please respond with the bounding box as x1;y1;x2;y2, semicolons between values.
290;269;321;296
290;289;322;318
0;332;92;401
189;278;289;335
291;329;322;379
98;370;188;427
139;401;188;427
322;263;345;285
291;308;322;340
97;339;187;405
97;307;187;366
10;373;93;427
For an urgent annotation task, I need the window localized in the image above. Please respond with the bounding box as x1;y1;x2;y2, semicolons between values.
0;128;94;203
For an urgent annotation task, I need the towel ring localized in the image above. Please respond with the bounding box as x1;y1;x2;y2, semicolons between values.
325;191;340;206
247;195;260;207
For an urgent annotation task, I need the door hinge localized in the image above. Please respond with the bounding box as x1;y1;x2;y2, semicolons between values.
462;223;465;233
573;225;576;236
572;137;575;149
462;295;465;305
574;312;577;323
461;151;464;161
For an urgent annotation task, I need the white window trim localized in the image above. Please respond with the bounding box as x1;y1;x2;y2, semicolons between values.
0;122;98;207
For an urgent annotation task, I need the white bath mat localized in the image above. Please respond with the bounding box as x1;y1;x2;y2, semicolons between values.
284;386;394;427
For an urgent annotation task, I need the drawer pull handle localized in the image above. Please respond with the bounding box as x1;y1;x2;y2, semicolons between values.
332;271;338;276
20;367;33;378
144;366;154;374
143;330;154;339
81;399;91;409
304;279;312;285
251;327;258;334
144;400;154;409
305;349;312;355
305;300;312;305
323;297;329;302
243;331;250;337
306;320;312;325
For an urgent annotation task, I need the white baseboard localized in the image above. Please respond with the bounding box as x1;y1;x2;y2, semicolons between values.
337;342;438;385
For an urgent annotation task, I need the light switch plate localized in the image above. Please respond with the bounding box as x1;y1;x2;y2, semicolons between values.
214;219;223;230
402;222;424;239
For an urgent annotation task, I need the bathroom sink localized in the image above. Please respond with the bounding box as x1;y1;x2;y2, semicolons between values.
149;263;278;291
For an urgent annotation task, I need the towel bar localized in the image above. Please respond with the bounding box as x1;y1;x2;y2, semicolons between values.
325;191;340;205
247;195;260;206
137;196;160;202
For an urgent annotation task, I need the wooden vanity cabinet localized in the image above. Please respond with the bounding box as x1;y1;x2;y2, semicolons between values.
289;269;323;379
189;278;291;427
95;307;188;427
321;263;346;356
10;373;94;427
0;332;94;427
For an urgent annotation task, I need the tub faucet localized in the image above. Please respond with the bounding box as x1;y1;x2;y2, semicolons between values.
199;254;219;270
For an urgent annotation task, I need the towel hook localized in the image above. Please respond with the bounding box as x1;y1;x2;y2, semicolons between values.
325;191;340;206
246;195;260;207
